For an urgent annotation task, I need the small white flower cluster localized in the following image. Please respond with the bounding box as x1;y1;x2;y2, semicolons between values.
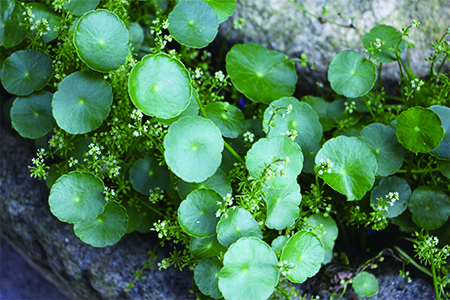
344;101;356;114
280;129;298;141
317;158;333;175
29;148;49;180
131;109;143;120
49;129;65;150
386;191;399;206
412;19;420;27
410;78;424;91
149;187;164;203
193;68;203;79
101;155;121;177
233;17;245;30
286;104;293;115
30;18;52;36
157;258;169;270
87;143;102;160
103;186;116;201
243;131;255;143
216;193;234;218
52;0;71;11
215;70;225;82
68;157;78;168
278;260;295;276
373;38;383;49
316;81;324;88
153;220;170;240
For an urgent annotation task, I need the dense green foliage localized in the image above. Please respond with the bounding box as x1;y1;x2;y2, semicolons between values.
1;0;449;299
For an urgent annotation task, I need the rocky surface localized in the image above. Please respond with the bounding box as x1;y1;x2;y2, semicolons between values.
219;0;450;95
0;118;193;300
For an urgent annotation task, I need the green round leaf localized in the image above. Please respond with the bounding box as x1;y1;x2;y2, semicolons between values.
307;213;338;265
190;235;227;259
11;91;55;139
359;123;405;176
430;105;450;160
129;155;170;195
271;235;288;256
164;116;224;183
26;2;61;43
73;9;129;72
74;201;128;247
263;97;322;153
280;231;325;283
203;0;236;23
302;96;334;131
0;0;27;48
306;213;338;252
352;272;379;297
64;0;100;16
363;24;405;63
178;168;232;199
328;50;377;98
129;22;145;53
216;207;262;247
66;136;93;167
178;189;222;238
1;50;54;96
246;136;304;188
156;90;199;125
437;159;450;179
391;210;420;233
168;0;218;48
396;107;444;154
226;43;297;104
194;257;223;299
49;171;106;223
370;176;411;218
52;71;113;134
408;186;450;230
205;101;245;138
262;181;302;230
315;136;377;201
218;237;279;300
129;53;191;119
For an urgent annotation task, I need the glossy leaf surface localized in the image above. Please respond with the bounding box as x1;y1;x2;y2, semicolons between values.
363;24;405;63
370;176;411;218
194;257;223;299
129;155;170;195
409;186;450;230
205;101;245;138
217;207;262;247
0;0;27;48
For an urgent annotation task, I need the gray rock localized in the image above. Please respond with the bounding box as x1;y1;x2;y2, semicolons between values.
219;0;450;94
0;120;193;300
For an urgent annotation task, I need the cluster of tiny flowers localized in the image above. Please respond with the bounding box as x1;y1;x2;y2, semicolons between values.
316;81;324;88
101;155;121;177
150;122;169;136
22;6;35;23
214;70;225;82
399;270;413;283
103;187;117;201
386;191;399;206
286;104;293;115
87;143;102;160
68;157;78;168
52;0;71;11
233;17;245;29
29;148;49;180
278;260;295;276
317;158;333;175
373;38;383;49
280;129;298;141
30;18;52;36
151;19;172;50
410;78;424;91
157;258;170;270
193;68;203;79
153;220;168;239
344;101;356;114
49;129;67;150
243;131;255;143
412;19;420;27
149;187;164;204
216;193;234;218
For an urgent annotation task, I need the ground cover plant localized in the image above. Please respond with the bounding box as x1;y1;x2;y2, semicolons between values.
1;0;449;299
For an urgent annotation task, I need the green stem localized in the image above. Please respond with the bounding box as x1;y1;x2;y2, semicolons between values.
437;53;449;75
286;0;354;28
362;96;377;121
430;253;441;300
396;168;440;174
377;63;383;92
136;197;164;216
224;141;245;165
193;88;245;165
393;246;432;277
404;151;415;181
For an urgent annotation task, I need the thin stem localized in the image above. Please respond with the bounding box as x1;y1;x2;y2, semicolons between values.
437;53;449;75
224;141;245;165
396;168;439;174
193;89;208;118
377;63;383;92
361;96;377;121
393;246;432;277
135;197;163;216
430;252;441;300
286;0;354;29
